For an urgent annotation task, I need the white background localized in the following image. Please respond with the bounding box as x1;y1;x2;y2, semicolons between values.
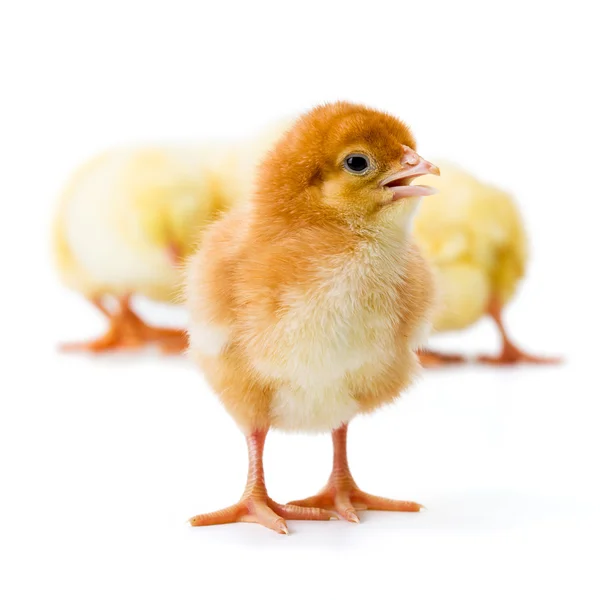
1;1;599;598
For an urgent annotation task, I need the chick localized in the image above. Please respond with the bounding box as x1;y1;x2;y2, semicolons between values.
54;123;288;353
412;162;558;366
53;146;222;352
186;102;439;533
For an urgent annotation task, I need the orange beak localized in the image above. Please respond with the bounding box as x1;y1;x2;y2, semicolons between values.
380;146;440;201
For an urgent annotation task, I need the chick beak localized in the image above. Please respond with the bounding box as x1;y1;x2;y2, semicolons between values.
380;146;440;202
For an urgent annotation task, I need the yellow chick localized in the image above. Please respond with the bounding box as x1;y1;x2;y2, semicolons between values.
413;161;558;366
54;123;289;353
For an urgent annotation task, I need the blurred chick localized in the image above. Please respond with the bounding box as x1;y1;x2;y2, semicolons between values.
186;102;439;533
54;124;288;353
413;162;558;366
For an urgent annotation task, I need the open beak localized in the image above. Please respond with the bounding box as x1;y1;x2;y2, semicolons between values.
380;150;440;202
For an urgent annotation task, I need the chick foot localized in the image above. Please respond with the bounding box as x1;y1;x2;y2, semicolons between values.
60;295;187;354
476;341;561;365
418;349;467;368
189;430;336;534
287;423;422;523
476;296;561;366
190;495;334;534
288;482;422;523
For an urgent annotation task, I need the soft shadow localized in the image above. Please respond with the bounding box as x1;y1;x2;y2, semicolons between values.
185;489;581;549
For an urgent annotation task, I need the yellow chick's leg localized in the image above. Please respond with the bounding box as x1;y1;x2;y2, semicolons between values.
477;296;561;365
287;423;422;523
188;430;336;534
417;349;467;368
60;294;187;354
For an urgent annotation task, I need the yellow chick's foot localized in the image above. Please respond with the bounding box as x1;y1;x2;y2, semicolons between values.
60;295;187;355
189;430;336;534
417;349;467;368
476;296;561;366
476;343;561;366
287;424;422;523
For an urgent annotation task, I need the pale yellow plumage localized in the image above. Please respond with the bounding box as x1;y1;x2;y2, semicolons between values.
54;146;215;303
53;122;291;305
414;161;527;333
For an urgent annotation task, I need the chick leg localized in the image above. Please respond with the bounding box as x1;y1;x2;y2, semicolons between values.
477;296;561;365
287;423;422;523
189;430;336;534
417;349;467;367
60;294;187;354
117;297;188;354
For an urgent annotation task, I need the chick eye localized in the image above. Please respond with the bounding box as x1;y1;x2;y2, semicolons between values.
343;153;371;175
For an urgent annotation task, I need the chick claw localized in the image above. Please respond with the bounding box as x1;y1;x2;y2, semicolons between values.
189;496;336;534
476;346;562;366
287;483;422;523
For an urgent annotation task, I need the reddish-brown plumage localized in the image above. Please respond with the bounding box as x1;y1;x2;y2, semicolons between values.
186;102;437;531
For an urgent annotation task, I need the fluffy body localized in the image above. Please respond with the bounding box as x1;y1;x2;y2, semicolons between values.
53;124;289;303
55;124;526;339
414;162;527;332
54;147;213;302
187;103;435;434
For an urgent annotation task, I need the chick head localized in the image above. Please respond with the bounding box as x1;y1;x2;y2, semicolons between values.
256;102;439;229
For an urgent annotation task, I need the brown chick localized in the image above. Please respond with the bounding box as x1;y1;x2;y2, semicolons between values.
186;102;439;533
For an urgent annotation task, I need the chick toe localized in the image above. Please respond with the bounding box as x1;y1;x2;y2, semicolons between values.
60;295;187;354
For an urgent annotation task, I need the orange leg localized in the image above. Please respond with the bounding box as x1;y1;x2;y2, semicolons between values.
287;423;422;523
60;294;187;354
189;430;336;534
417;349;467;368
477;297;561;365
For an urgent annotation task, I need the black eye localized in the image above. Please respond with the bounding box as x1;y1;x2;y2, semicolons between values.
343;153;370;174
